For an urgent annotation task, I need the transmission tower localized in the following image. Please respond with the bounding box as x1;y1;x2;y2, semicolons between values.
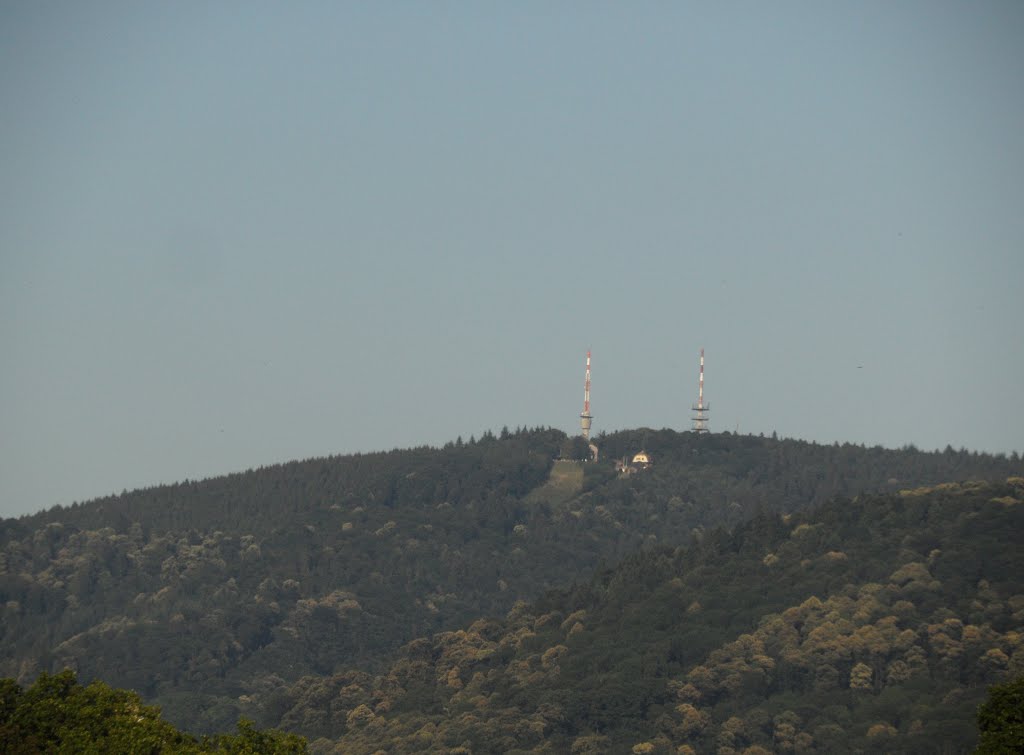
580;350;593;440
691;348;710;433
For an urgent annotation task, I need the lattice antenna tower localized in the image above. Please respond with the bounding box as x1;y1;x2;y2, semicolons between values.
580;350;593;440
691;348;710;433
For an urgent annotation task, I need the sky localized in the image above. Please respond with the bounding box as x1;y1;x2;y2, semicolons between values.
2;2;1023;518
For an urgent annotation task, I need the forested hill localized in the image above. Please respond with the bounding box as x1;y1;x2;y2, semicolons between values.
300;478;1024;754
2;428;566;537
0;428;1021;736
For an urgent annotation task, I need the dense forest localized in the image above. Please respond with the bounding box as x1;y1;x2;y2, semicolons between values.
1;427;1022;749
295;479;1024;753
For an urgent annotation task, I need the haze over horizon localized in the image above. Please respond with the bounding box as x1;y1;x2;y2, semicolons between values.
3;3;1023;518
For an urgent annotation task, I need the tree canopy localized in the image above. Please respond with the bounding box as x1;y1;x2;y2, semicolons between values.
976;676;1024;754
0;670;306;753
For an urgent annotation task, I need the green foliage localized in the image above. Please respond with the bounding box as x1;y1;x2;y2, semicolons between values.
0;670;305;753
559;436;592;461
976;676;1024;754
204;718;307;754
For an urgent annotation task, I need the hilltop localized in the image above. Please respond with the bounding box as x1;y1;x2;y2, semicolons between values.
1;428;1021;737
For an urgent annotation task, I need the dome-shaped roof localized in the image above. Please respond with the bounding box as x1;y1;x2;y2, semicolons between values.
632;451;650;465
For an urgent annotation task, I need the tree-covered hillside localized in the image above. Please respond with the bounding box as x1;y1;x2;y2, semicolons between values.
304;479;1024;754
1;428;1021;737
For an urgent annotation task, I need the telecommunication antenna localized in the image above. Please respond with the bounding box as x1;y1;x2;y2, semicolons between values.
691;348;710;433
580;350;593;440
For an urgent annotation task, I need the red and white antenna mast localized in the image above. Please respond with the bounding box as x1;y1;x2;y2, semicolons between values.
691;348;710;433
580;350;593;440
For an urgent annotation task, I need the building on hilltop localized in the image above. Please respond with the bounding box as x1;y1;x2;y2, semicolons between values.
616;451;651;475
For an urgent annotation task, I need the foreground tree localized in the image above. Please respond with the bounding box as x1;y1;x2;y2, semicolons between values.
0;670;306;754
976;676;1024;754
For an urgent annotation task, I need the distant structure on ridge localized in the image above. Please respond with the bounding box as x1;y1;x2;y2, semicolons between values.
691;348;710;433
580;350;593;440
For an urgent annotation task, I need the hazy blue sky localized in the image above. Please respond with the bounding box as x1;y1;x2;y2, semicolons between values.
2;2;1023;518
